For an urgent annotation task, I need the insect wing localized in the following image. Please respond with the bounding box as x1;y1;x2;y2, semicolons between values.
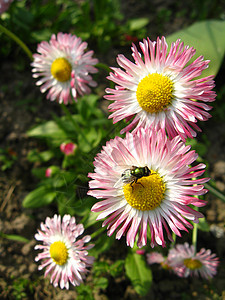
114;176;124;188
121;169;133;183
114;169;134;188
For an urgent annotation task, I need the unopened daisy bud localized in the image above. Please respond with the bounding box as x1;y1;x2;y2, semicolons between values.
60;142;77;156
45;167;52;178
34;214;94;289
136;249;145;255
31;32;98;104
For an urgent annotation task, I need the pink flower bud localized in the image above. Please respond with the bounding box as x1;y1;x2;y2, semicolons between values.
136;249;145;255
60;142;77;156
45;168;52;178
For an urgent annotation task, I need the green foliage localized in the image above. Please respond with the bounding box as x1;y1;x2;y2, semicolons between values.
166;20;225;78
75;260;124;298
27;149;55;163
23;185;58;208
0;232;29;243
76;284;95;300
126;18;149;31
11;278;33;300
89;233;115;258
198;217;210;232
0;147;17;171
125;252;152;296
186;135;210;161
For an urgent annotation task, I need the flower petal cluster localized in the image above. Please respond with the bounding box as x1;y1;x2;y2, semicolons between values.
0;0;13;14
105;36;216;140
88;128;208;248
31;32;98;104
168;243;219;279
147;252;165;265
35;214;94;289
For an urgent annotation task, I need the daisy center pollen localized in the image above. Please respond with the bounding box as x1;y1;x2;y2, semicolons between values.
123;172;165;211
51;58;72;82
50;241;69;265
183;258;202;270
136;73;173;113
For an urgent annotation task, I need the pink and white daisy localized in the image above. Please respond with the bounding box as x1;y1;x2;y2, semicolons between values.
105;36;216;140
88;128;208;248
147;251;172;270
34;214;94;289
0;0;13;14
31;32;98;104
168;243;219;279
147;252;165;265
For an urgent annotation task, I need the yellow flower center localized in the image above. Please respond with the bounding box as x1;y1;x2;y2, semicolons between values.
123;171;166;211
51;57;72;82
50;241;69;265
136;73;173;113
161;262;172;270
183;258;202;270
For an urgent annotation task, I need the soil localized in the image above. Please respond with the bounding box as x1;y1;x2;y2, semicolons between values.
0;1;225;299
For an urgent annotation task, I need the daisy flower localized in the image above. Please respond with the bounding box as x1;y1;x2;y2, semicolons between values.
147;252;165;264
105;36;216;140
31;32;98;104
147;251;172;270
88;128;208;248
34;214;94;289
168;243;219;279
0;0;13;14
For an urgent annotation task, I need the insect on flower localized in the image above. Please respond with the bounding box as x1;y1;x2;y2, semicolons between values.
88;128;208;248
121;166;151;190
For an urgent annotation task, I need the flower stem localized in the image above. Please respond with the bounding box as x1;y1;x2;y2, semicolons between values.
192;205;199;254
60;103;90;146
205;182;225;203
90;226;105;239
0;23;33;61
96;62;111;73
171;231;177;247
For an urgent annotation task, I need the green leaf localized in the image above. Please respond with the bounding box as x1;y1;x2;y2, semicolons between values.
0;232;29;243
89;233;115;258
27;149;54;163
198;217;210;232
109;260;124;277
76;284;94;300
78;127;102;152
31;167;47;179
83;211;100;228
186;135;209;158
22;186;57;208
31;29;52;42
128;18;149;31
166;20;225;77
125;252;152;296
27;120;67;141
93;277;108;290
93;261;110;277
